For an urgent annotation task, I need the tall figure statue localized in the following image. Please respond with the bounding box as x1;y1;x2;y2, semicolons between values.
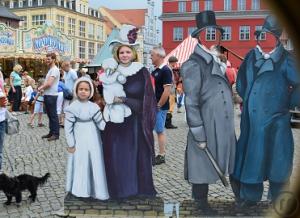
181;11;236;212
230;15;300;207
101;25;157;199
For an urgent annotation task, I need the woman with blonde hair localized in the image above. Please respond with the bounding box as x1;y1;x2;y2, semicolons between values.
102;25;157;199
9;64;23;112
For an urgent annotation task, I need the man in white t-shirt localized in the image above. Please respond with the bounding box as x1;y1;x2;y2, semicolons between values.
38;53;60;141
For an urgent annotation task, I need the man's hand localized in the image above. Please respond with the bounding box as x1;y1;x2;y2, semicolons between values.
197;142;207;150
67;147;76;153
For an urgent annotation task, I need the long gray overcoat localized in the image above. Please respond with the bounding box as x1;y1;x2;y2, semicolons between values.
181;44;236;184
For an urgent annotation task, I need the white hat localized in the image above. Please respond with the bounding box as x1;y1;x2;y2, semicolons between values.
109;24;140;50
73;77;94;99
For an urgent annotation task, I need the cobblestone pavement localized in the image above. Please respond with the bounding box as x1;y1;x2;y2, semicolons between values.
1;107;300;217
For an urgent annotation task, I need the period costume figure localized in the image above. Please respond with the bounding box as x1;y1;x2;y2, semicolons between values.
65;77;109;200
230;16;300;206
100;58;132;123
181;11;236;210
102;25;157;199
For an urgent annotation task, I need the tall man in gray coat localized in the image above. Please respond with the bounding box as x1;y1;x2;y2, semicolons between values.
181;11;236;211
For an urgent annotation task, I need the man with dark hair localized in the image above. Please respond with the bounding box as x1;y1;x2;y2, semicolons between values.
165;56;178;129
38;53;60;141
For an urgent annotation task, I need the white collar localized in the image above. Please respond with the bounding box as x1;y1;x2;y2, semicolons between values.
117;62;144;77
256;45;277;59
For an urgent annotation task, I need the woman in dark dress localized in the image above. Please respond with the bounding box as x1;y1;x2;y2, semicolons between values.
102;25;157;199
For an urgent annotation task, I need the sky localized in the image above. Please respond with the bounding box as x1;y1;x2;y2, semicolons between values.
89;0;163;41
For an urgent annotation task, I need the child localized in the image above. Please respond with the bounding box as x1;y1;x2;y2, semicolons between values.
23;79;33;114
28;79;45;128
64;77;109;200
100;58;131;123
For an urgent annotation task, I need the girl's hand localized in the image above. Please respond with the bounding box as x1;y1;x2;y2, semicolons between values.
67;147;76;153
12;88;16;93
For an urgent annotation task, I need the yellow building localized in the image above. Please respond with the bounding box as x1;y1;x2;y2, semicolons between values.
2;0;106;62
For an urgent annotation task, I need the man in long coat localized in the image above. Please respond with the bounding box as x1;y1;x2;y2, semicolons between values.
181;11;236;211
230;15;300;207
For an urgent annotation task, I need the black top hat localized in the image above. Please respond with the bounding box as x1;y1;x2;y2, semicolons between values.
191;10;224;38
254;15;282;39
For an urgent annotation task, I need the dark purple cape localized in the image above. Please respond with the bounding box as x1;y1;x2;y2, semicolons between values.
141;68;157;163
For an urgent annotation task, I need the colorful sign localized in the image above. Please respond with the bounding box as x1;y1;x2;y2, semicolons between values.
23;24;73;57
0;24;17;53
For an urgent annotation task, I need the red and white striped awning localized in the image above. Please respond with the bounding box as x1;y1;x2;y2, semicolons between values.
164;35;198;67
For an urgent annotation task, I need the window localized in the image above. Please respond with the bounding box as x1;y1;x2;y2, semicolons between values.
191;1;199;12
221;26;231;41
178;2;186;13
173;27;183;41
205;0;213;10
238;0;246;10
38;0;42;6
88;42;95;60
28;0;32;7
20;16;27;29
224;0;231;11
252;0;260;10
96;25;103;40
188;27;197;36
83;5;86;14
68;18;76;35
10;1;14;8
19;0;23;8
206;27;216;41
255;26;266;40
97;43;101;52
88;23;95;39
32;14;46;26
56;15;65;32
5;21;11;27
79;21;86;37
239;26;250;40
79;40;86;59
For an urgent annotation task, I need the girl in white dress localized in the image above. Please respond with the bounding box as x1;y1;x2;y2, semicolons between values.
64;77;109;200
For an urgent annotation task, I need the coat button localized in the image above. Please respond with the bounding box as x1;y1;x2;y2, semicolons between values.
218;82;222;85
221;91;224;93
224;101;226;104
253;109;256;112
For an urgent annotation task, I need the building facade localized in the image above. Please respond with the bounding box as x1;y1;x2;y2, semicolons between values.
2;0;106;62
160;0;290;67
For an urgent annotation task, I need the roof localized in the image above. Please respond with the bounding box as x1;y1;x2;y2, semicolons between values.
0;6;22;21
102;7;146;28
103;16;116;34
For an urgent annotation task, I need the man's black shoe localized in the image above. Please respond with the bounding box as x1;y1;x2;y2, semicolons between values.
196;200;217;215
155;155;165;165
165;124;178;129
42;133;52;139
47;135;59;141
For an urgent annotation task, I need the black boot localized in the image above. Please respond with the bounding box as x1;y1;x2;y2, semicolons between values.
165;113;177;129
192;184;217;215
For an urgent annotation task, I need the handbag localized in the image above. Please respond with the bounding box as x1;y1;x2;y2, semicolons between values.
5;110;20;135
63;88;73;100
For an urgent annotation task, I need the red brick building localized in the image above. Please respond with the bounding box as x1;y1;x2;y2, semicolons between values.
160;0;278;67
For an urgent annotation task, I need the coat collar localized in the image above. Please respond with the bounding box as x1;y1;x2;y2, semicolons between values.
193;44;228;83
254;44;285;75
